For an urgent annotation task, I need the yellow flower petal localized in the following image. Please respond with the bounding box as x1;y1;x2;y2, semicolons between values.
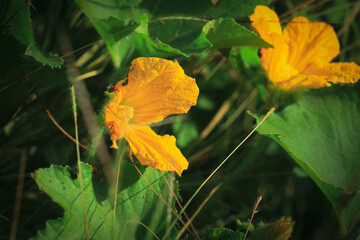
105;92;134;149
306;62;360;84
283;16;340;72
125;125;188;176
275;74;331;90
104;57;199;175
116;57;199;124
250;5;283;42
250;6;297;86
250;5;360;90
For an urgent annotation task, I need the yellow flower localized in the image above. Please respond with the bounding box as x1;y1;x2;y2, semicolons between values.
250;5;360;90
105;57;199;175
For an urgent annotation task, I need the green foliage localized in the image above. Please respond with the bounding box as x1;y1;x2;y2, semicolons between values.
31;162;174;240
75;0;270;66
202;228;245;240
91;17;139;67
172;119;199;148
148;18;212;56
254;87;360;233
203;18;272;49
0;0;63;68
250;218;293;240
202;217;293;240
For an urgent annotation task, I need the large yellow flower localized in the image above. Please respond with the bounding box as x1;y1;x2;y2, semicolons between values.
250;5;360;90
105;57;199;175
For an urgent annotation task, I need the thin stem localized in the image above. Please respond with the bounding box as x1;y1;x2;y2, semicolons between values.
160;171;201;240
164;107;275;239
71;86;89;240
175;184;221;240
128;153;192;236
243;195;263;240
9;149;27;240
113;141;126;217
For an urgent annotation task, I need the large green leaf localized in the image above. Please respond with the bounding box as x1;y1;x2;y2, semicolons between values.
75;0;148;21
139;0;267;19
75;0;269;64
136;16;211;58
254;87;360;233
148;18;211;56
75;0;144;67
91;17;139;67
31;162;175;239
203;18;272;49
0;0;63;68
76;0;266;20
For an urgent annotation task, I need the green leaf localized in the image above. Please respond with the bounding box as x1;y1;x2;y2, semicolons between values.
139;0;267;19
1;0;63;68
239;46;261;68
172;119;199;148
75;0;269;62
135;16;211;58
250;217;293;240
254;87;360;233
75;0;148;21
202;228;245;240
203;18;272;49
31;162;175;239
76;0;266;20
148;18;211;56
91;17;139;67
75;0;145;67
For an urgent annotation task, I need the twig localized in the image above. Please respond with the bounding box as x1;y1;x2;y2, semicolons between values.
9;149;27;240
243;195;263;240
175;184;221;240
56;22;113;181
160;171;201;240
71;87;89;240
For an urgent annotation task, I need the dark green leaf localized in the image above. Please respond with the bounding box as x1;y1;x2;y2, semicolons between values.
203;18;272;49
254;87;360;233
139;0;267;19
135;16;210;58
148;18;211;56
91;17;139;67
0;0;63;68
75;0;148;22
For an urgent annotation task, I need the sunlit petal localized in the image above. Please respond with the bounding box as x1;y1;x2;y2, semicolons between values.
250;5;283;42
250;5;360;90
125;125;189;176
306;62;360;84
283;17;340;72
116;57;199;124
275;74;331;90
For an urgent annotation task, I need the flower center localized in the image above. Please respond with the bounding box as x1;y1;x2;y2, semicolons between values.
117;105;134;123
